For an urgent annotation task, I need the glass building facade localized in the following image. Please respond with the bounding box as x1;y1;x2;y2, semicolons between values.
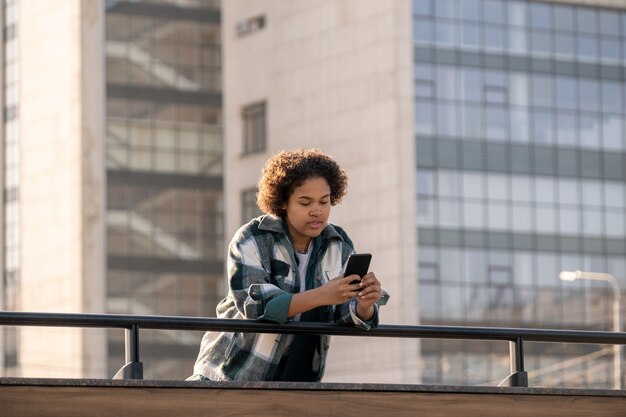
413;0;626;388
105;0;224;379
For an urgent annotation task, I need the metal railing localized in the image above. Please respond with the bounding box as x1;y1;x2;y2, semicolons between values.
2;311;626;388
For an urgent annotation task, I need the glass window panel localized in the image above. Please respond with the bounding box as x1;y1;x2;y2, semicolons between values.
510;108;529;143
485;106;507;140
489;248;512;269
484;26;505;51
577;8;598;34
581;180;602;207
487;174;508;200
579;114;601;149
556;78;576;110
559;178;579;205
605;209;625;237
415;100;434;134
439;199;461;227
419;246;437;263
436;103;458;137
508;28;528;54
460;23;480;49
462;172;484;199
602;114;623;150
604;183;625;208
417;169;435;195
438;170;460;197
486;73;508;91
415;63;433;80
577;35;598;61
460;0;480;21
600;38;620;63
441;248;462;283
554;5;574;31
155;151;176;171
463;200;484;228
537;254;558;287
579;79;599;112
607;257;626;288
466;286;489;321
514;252;534;287
530;31;551;56
511;175;532;202
131;150;152;170
532;110;554;144
601;81;622;114
583;209;603;235
487;202;508;230
556;112;577;146
536;205;556;233
419;283;440;318
413;0;432;15
441;285;465;320
415;80;434;98
484;0;505;24
559;206;580;234
465;249;487;284
435;0;457;19
419;261;438;281
179;153;200;174
417;198;436;224
599;10;619;36
436;66;457;100
413;18;432;43
512;204;532;232
435;21;456;46
535;177;556;204
554;34;575;58
532;75;553;107
529;3;551;29
508;1;526;27
460;104;483;138
460;68;481;102
509;73;528;106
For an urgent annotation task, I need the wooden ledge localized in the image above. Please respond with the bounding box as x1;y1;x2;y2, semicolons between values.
1;377;625;417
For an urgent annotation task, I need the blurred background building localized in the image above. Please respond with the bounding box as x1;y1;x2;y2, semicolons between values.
1;0;626;388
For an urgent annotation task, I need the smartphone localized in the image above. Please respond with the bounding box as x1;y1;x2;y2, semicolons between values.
343;253;372;284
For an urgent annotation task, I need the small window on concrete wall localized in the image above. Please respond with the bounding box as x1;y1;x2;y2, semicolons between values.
241;101;266;155
241;187;262;223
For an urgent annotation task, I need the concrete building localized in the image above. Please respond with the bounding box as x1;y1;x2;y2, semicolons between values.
1;0;223;379
2;0;626;387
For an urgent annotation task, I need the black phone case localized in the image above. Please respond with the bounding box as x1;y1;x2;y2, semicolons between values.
344;253;372;284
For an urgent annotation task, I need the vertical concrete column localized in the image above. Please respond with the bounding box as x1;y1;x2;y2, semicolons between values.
18;0;106;378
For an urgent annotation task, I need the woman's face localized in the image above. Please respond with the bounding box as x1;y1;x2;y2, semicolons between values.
283;176;331;249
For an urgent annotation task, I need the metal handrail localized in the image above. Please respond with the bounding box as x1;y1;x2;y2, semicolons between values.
2;311;626;387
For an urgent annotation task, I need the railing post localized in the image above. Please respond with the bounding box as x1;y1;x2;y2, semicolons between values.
498;337;528;387
113;324;144;380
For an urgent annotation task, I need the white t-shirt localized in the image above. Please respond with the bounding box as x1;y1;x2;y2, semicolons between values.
284;243;312;349
293;243;312;322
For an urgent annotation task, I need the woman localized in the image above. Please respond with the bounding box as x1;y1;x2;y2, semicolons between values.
188;149;388;381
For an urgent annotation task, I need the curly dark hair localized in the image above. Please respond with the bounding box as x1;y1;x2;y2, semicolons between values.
256;149;348;217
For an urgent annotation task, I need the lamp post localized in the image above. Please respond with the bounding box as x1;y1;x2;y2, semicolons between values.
560;270;622;390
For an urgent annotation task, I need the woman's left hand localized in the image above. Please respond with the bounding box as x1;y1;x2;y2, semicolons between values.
355;272;382;320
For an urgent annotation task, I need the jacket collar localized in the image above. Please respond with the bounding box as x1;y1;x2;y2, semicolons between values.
257;214;343;242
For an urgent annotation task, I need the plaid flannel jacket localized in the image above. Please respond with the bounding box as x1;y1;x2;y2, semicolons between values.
191;214;389;381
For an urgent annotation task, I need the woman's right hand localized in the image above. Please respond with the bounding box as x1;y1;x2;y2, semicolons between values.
288;275;360;318
316;275;361;305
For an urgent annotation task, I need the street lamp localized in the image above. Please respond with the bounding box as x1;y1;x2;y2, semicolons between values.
560;270;622;389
